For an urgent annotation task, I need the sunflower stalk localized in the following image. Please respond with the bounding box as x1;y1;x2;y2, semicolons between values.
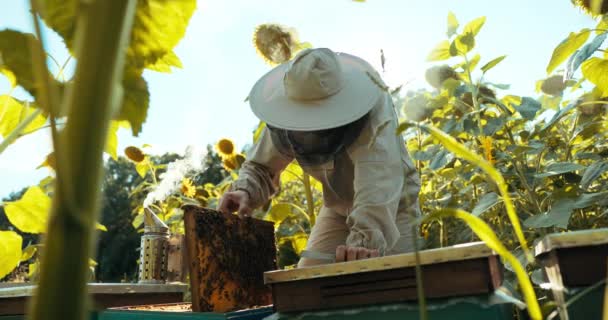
27;1;137;320
302;173;316;227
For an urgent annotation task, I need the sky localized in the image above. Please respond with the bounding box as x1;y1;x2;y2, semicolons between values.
0;0;597;196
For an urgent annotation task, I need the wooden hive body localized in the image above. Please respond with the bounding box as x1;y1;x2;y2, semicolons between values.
183;206;277;312
264;242;502;313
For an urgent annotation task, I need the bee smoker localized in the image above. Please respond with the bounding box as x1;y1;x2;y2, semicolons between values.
138;208;170;284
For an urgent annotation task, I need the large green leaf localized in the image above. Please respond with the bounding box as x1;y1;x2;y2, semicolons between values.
4;186;51;234
104;121;120;160
115;70;149;136
0;30;52;101
524;199;573;229
0;231;22;279
580;161;608;189
427;40;451;61
447;12;459;37
36;0;196;69
126;0;196;69
566;33;607;79
0;95;47;138
546;29;590;74
462;16;486;36
535;162;585;178
513;97;541;120
146;51;183;73
472;192;501;216
581;57;608;96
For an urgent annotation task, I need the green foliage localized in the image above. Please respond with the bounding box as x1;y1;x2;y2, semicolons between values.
546;29;591;74
0;230;22;279
4;186;51;234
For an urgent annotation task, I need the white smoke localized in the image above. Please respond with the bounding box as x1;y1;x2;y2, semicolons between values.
143;145;207;208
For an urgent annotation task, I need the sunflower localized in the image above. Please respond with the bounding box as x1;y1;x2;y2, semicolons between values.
180;178;196;198
425;65;459;89
124;146;145;162
253;24;299;65
215;138;235;158
540;75;566;96
222;156;238;171
572;0;608;16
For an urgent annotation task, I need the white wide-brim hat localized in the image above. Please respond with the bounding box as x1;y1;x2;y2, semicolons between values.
248;48;383;131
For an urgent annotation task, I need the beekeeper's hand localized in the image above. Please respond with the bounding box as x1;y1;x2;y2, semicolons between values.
218;190;253;218
335;245;380;262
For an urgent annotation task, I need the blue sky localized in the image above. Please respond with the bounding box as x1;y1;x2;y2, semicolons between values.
0;0;596;196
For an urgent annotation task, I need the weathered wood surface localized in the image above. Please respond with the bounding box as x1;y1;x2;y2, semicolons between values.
266;242;502;313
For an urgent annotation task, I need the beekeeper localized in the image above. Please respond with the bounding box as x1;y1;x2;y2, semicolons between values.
218;48;421;267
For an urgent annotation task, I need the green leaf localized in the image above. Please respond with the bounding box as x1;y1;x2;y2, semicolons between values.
429;149;453;170
422;209;541;320
95;222;108;232
472;192;501;216
135;157;150;178
146;51;183;73
513;97;541;120
132;210;144;229
115;70;149;136
481;55;506;73
265;203;293;227
566;33;607;79
0;95;47;138
462;16;486;36
453;33;475;55
580;161;608;189
547;29;591;74
0;231;22;279
447;12;459;37
573;191;608;209
0;30;47;100
466;54;481;72
541;100;578;131
36;0;195;70
524;199;573;229
104;121;119;160
427;40;452;61
581;57;608;96
4;186;51;233
21;245;37;261
535;162;585;178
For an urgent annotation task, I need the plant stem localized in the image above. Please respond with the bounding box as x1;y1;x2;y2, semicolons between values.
463;54;483;135
412;224;428;320
302;173;316;227
28;1;137;320
0;108;42;155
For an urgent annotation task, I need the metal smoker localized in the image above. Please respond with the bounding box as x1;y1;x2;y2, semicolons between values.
138;208;170;284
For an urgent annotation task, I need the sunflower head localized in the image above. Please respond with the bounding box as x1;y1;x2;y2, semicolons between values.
540;75;566;96
215;138;235;157
180;178;196;198
124;146;145;162
253;24;299;65
222;156;238;171
572;0;608;16
424;65;459;89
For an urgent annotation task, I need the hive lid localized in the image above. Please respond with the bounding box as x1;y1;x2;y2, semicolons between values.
534;228;608;256
264;241;495;284
143;208;169;234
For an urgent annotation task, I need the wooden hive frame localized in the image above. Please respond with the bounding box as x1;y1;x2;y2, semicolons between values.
183;205;277;313
264;242;503;313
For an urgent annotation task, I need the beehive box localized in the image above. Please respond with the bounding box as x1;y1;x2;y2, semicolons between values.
183;206;276;313
264;242;502;313
535;228;608;287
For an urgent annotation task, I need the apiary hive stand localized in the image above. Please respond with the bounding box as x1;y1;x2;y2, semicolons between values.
264;242;502;313
183;206;276;313
535;228;608;319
